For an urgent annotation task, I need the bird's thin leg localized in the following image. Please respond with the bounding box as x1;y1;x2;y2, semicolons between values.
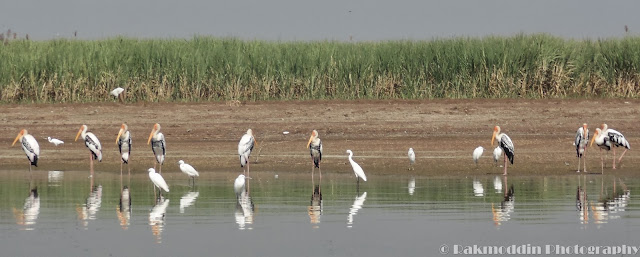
120;162;123;176
577;155;581;173
159;164;162;174
311;165;314;182
319;167;322;181
357;177;360;194
247;161;250;178
128;163;131;176
90;152;94;177
154;162;157;171
617;149;628;164
600;148;604;174
612;148;617;169
503;153;508;176
28;163;33;180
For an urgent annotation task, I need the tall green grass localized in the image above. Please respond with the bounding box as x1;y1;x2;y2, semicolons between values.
1;34;639;103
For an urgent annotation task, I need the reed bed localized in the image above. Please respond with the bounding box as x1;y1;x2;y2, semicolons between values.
0;34;639;103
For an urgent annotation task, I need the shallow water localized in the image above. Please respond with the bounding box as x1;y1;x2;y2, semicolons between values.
1;170;639;256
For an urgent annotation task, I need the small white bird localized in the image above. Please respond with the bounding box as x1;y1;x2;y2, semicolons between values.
47;137;64;146
493;147;503;166
346;150;367;187
178;160;199;185
408;148;416;170
148;168;169;193
473;146;484;166
110;87;125;102
234;174;246;197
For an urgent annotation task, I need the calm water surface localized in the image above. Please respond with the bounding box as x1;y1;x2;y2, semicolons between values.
1;170;638;256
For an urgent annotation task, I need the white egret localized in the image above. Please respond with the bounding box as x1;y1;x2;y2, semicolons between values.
346;150;367;188
75;125;102;175
12;129;40;173
116;123;132;175
307;130;322;178
407;148;415;170
472;146;484;166
238;129;256;176
147;123;166;174
491;126;514;175
234;174;246;198
573;123;589;173
110;87;125;102
148;168;169;194
590;123;630;172
178;160;199;185
47;137;64;146
492;147;503;166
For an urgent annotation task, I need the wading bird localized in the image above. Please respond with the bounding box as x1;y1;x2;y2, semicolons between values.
346;150;367;189
407;148;415;170
147;123;166;174
473;146;484;167
116;123;132;175
47;137;64;146
491;126;514;176
12;129;40;173
307;130;322;178
573;123;589;173
148;168;169;197
75;125;102;175
178;160;199;186
590;123;630;172
234;174;246;198
110;87;125;102
493;147;503;166
238;129;256;176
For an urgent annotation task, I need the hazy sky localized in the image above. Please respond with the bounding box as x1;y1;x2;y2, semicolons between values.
2;0;640;41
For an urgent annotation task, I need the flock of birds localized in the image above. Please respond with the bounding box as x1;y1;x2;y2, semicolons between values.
470;123;630;175
11;124;370;198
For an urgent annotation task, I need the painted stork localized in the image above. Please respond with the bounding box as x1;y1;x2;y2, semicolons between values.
407;148;415;170
590;123;630;172
75;125;102;175
491;126;514;176
116;123;132;175
307;130;323;178
178;160;199;186
573;123;589;173
473;146;484;167
12;129;40;173
346;150;367;189
238;129;256;176
147;123;166;174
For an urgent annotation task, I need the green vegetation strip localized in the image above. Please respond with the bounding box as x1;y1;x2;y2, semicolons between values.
1;34;639;103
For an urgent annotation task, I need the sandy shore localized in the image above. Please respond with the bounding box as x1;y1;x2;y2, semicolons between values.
1;99;638;177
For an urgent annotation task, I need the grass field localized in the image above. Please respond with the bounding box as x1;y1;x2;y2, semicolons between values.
1;34;639;103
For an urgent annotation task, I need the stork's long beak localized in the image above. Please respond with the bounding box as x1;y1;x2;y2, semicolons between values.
116;127;124;144
306;134;314;148
12;130;24;147
491;131;497;146
148;128;156;145
590;130;598;147
75;127;83;142
583;124;588;139
254;137;258;148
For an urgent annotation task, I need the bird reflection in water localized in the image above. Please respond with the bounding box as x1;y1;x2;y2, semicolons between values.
235;191;254;230
491;176;514;226
47;170;64;187
180;191;199;214
117;186;132;230
408;177;415;196
77;178;102;228
588;177;630;226
149;197;170;243
493;176;502;193
347;192;367;228
473;179;484;197
308;185;322;227
13;187;40;231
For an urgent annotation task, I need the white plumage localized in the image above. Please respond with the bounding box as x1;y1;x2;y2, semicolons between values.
346;150;367;182
493;147;503;165
47;137;64;146
75;125;103;162
472;146;484;165
238;129;255;168
178;160;200;177
408;148;415;169
491;126;514;175
110;87;125;97
148;168;169;192
590;123;630;172
13;129;40;170
234;174;246;197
